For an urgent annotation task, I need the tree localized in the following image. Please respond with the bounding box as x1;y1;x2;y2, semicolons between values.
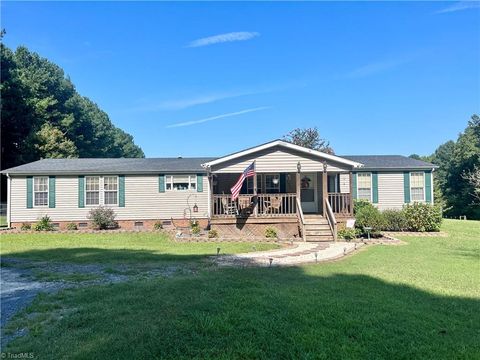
35;123;78;158
284;127;334;154
462;165;480;203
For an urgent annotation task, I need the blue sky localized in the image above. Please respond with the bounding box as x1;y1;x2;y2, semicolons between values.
2;1;479;157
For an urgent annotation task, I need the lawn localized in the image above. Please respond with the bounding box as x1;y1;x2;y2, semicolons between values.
2;220;480;359
0;232;279;265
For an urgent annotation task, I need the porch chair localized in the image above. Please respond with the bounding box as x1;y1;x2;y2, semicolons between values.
221;196;238;216
262;195;283;215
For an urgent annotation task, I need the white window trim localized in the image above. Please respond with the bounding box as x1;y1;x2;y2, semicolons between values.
103;176;119;206
84;176;119;207
410;172;426;202
356;172;372;202
33;176;49;207
165;174;197;192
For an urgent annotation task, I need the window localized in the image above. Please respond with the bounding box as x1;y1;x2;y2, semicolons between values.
85;176;100;206
166;175;196;191
104;176;118;205
410;172;425;201
357;173;372;201
265;174;280;193
34;177;49;206
245;175;262;194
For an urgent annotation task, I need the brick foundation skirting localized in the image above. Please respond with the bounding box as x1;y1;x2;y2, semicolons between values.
11;218;209;231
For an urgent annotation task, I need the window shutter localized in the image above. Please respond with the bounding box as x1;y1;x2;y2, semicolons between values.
26;176;33;209
119;175;125;207
279;173;287;193
403;172;410;203
372;172;378;204
78;176;85;208
49;176;56;208
197;174;203;192
352;173;357;199
425;171;432;203
159;174;165;192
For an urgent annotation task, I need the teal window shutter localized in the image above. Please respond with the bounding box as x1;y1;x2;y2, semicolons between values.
26;176;33;208
425;171;432;203
196;174;203;192
119;175;125;207
159;174;165;192
49;176;56;208
352;173;357;199
78;176;85;208
372;172;379;204
403;172;411;203
280;173;287;193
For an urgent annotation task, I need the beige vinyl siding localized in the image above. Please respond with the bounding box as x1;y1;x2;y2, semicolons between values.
211;146;352;173
376;172;405;210
339;173;350;193
10;175;209;222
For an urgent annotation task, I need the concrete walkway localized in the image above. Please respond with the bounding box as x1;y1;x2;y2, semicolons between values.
216;241;363;267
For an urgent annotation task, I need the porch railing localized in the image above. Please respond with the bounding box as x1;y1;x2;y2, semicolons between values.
212;193;297;217
325;198;338;242
327;192;353;216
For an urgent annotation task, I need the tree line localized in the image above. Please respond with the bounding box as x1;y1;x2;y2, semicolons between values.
1;41;144;174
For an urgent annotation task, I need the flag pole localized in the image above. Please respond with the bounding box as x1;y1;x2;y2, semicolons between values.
253;160;258;217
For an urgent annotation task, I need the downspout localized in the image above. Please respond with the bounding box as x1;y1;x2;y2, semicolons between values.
6;174;11;228
206;167;212;219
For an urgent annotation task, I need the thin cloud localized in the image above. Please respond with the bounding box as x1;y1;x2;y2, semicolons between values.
346;58;412;78
435;1;480;14
187;32;259;48
166;106;270;128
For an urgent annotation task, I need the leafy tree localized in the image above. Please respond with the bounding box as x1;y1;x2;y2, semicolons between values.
462;165;480;203
284;127;334;154
35;123;78;158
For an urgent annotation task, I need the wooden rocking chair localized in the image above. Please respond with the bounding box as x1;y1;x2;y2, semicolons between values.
263;195;283;215
221;196;238;216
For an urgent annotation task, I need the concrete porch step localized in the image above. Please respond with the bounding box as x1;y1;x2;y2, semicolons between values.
305;230;333;236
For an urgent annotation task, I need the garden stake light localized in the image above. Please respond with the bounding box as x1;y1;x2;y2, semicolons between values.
315;252;318;262
217;247;220;256
269;258;273;267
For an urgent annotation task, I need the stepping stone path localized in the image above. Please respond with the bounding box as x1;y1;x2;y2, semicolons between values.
215;241;363;267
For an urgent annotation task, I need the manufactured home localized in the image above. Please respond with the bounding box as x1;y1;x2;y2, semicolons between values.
2;140;437;241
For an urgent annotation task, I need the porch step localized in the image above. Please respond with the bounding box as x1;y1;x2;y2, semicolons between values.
301;215;334;242
305;234;334;242
304;224;331;231
305;230;333;236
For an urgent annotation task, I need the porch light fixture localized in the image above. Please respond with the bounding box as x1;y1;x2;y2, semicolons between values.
272;176;279;185
323;161;328;172
297;161;301;173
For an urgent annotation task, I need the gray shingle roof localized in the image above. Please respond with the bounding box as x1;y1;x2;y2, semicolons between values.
1;158;216;175
342;155;437;170
1;154;436;175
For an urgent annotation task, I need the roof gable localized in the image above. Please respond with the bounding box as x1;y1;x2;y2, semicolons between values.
202;140;363;169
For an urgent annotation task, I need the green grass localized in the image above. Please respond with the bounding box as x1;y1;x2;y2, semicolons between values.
0;232;279;265
4;220;480;359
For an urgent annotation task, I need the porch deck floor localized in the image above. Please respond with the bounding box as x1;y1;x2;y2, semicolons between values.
215;241;363;267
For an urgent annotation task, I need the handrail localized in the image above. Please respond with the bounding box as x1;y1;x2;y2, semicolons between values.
296;197;306;242
325;199;338;242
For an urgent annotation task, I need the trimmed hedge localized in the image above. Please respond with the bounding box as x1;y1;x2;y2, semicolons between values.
354;200;442;234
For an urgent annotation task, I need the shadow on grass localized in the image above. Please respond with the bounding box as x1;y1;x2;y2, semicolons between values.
3;247;479;359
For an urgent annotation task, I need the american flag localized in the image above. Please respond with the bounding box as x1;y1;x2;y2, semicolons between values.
230;162;256;201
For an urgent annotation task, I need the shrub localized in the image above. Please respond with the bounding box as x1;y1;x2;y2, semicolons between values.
338;228;357;241
208;229;219;239
87;206;118;230
265;226;278;239
20;223;31;231
354;199;372;215
355;202;385;236
403;203;442;232
66;222;78;231
382;209;408;231
34;215;55;231
190;220;201;235
153;221;163;230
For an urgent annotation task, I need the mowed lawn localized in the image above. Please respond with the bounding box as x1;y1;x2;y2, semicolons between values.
2;220;480;359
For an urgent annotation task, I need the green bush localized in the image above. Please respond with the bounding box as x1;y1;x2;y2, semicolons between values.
355;202;385;236
265;226;278;239
354;199;372;215
66;222;78;231
208;229;219;239
403;203;442;232
153;221;163;230
382;209;408;231
190;220;201;235
20;223;31;231
338;228;357;241
34;215;55;231
87;206;118;230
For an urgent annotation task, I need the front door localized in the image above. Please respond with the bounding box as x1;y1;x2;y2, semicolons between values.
300;172;318;213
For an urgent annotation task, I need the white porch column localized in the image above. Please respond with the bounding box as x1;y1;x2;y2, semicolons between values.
7;174;11;228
